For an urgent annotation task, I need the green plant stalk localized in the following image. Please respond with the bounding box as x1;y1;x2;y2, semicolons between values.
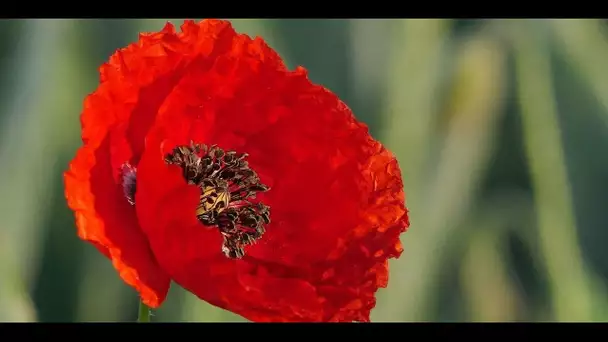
376;25;506;321
138;300;151;323
512;20;593;321
374;19;450;322
0;19;76;323
550;19;608;124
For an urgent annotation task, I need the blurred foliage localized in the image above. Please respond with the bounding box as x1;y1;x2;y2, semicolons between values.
1;18;608;322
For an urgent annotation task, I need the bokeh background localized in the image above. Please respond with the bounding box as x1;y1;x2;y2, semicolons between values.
1;18;608;322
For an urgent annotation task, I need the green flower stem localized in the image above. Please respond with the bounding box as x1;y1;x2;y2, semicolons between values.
137;300;151;323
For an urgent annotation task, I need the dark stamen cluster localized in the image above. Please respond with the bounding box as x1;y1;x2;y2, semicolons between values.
165;142;271;259
120;163;137;206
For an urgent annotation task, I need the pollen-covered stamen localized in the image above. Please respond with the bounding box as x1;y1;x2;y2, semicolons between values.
165;142;271;259
120;163;137;205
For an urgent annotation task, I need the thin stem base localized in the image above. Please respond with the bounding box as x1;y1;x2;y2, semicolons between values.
137;300;151;323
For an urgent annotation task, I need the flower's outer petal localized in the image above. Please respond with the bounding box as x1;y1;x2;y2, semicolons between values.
135;20;409;322
64;134;170;308
67;20;263;308
65;23;196;307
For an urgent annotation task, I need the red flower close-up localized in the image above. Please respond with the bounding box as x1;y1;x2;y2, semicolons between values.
64;19;409;322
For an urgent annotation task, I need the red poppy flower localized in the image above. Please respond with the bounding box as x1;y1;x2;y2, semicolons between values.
64;19;409;322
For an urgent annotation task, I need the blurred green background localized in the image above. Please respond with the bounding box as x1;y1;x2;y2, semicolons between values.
1;18;608;322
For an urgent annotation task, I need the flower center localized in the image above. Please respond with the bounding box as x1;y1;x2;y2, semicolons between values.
164;143;271;259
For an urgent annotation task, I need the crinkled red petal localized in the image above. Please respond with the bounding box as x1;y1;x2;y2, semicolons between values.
64;135;170;307
134;20;409;322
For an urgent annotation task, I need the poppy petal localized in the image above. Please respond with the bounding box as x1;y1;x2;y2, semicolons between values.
65;135;171;307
